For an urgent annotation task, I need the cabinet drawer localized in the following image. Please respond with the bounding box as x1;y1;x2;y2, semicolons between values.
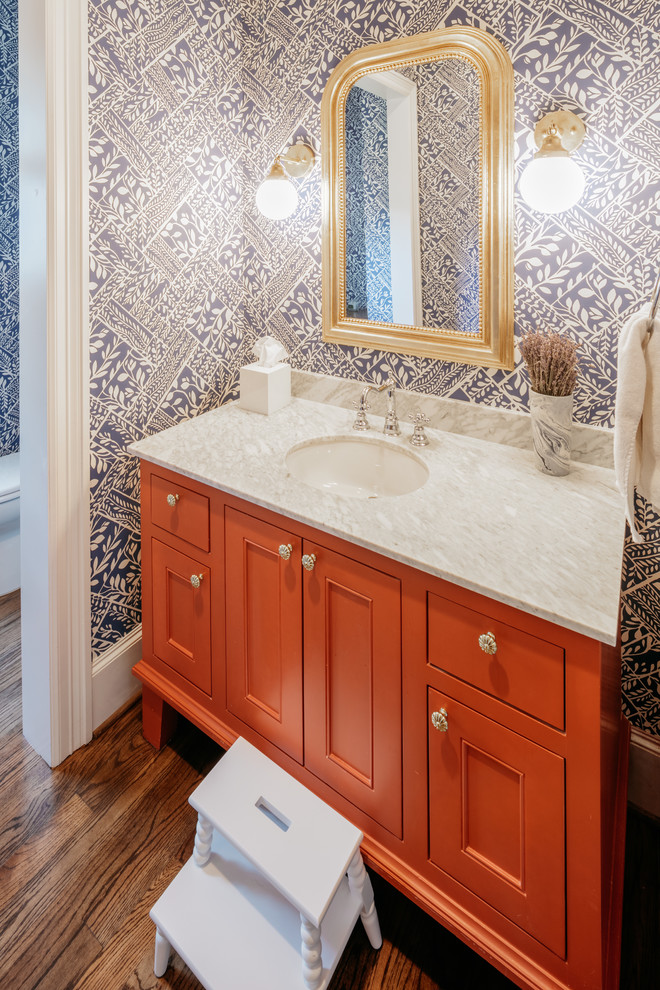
150;473;210;552
428;593;565;729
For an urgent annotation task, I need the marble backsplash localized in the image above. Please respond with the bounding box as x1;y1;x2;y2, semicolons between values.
292;370;614;470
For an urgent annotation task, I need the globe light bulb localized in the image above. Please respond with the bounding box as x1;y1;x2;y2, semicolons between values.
520;155;585;214
255;159;298;220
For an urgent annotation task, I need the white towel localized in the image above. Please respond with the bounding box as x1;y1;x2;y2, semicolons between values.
614;307;660;542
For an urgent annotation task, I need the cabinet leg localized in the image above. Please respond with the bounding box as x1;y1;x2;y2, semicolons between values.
141;685;178;749
154;927;171;977
300;914;323;990
348;850;382;949
193;812;213;867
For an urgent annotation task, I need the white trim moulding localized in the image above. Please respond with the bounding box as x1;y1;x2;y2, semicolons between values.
19;0;91;766
92;628;143;732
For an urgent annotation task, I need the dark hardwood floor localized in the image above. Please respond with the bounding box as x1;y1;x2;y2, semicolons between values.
1;590;658;989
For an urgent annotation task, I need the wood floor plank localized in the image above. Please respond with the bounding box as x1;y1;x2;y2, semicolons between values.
0;640;20;692
0;676;21;735
0;793;93;914
0;735;55;866
124;951;202;990
32;925;102;990
72;857;195;990
0;587;20;609
84;763;209;944
0;742;205;973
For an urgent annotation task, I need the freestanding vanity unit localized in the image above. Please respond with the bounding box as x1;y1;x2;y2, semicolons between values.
130;396;629;990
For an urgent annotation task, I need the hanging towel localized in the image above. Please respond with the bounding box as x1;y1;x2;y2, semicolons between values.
614;307;660;542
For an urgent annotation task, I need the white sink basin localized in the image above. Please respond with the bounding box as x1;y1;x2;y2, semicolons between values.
285;436;429;498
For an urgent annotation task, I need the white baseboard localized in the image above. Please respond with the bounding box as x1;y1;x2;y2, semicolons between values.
628;726;660;820
92;626;142;731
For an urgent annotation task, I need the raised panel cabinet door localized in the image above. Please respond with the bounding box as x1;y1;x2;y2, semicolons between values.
225;507;303;763
303;541;403;838
428;687;566;958
151;539;212;695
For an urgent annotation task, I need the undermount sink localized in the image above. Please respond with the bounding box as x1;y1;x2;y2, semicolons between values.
285;436;429;498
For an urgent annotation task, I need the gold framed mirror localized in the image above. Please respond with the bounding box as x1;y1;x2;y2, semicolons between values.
321;27;514;369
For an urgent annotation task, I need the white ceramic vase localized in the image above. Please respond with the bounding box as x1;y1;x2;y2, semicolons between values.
529;390;573;476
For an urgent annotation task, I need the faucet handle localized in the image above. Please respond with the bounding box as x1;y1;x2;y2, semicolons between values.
381;365;396;388
409;411;430;447
352;397;370;431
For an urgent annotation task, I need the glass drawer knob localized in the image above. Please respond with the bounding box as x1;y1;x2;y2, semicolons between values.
190;574;203;589
166;493;179;507
478;631;497;655
278;544;292;561
302;553;317;572
431;708;448;732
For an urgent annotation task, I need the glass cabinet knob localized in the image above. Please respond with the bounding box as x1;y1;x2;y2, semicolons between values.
431;708;448;732
478;631;497;655
166;493;179;507
278;544;292;561
190;574;203;589
302;553;317;572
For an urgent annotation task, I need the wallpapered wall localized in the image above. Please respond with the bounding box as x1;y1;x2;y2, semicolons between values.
89;0;660;733
89;0;244;650
0;0;18;456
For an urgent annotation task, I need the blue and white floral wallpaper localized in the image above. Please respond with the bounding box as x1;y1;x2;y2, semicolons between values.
89;0;245;652
89;0;660;734
345;86;393;322
0;0;19;457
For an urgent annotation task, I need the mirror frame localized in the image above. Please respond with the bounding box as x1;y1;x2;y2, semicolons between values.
321;27;514;370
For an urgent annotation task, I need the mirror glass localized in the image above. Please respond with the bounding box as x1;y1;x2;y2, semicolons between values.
321;28;514;369
345;58;480;335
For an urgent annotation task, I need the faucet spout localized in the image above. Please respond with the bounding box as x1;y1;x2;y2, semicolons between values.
352;374;400;436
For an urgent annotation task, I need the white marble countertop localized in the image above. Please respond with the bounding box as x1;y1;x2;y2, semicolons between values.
129;398;625;645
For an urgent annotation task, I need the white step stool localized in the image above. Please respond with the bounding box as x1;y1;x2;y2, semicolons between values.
150;737;382;990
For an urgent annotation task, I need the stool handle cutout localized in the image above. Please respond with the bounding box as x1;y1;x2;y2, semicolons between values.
256;796;291;832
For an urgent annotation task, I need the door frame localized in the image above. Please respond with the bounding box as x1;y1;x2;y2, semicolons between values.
19;0;91;766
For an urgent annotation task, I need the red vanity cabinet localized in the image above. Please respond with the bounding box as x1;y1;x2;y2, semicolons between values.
133;459;629;990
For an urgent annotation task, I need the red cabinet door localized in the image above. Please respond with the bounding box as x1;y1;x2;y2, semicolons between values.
225;507;303;763
151;539;212;694
428;686;566;957
303;541;402;837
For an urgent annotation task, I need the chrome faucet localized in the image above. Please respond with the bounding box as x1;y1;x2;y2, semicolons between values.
352;373;400;436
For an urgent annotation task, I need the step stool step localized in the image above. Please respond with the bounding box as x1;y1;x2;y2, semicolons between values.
150;828;362;990
189;737;364;927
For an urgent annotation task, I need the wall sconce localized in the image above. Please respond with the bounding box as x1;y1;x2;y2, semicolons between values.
255;141;316;220
520;110;586;214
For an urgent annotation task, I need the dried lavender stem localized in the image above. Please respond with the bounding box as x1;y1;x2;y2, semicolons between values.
520;329;579;397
